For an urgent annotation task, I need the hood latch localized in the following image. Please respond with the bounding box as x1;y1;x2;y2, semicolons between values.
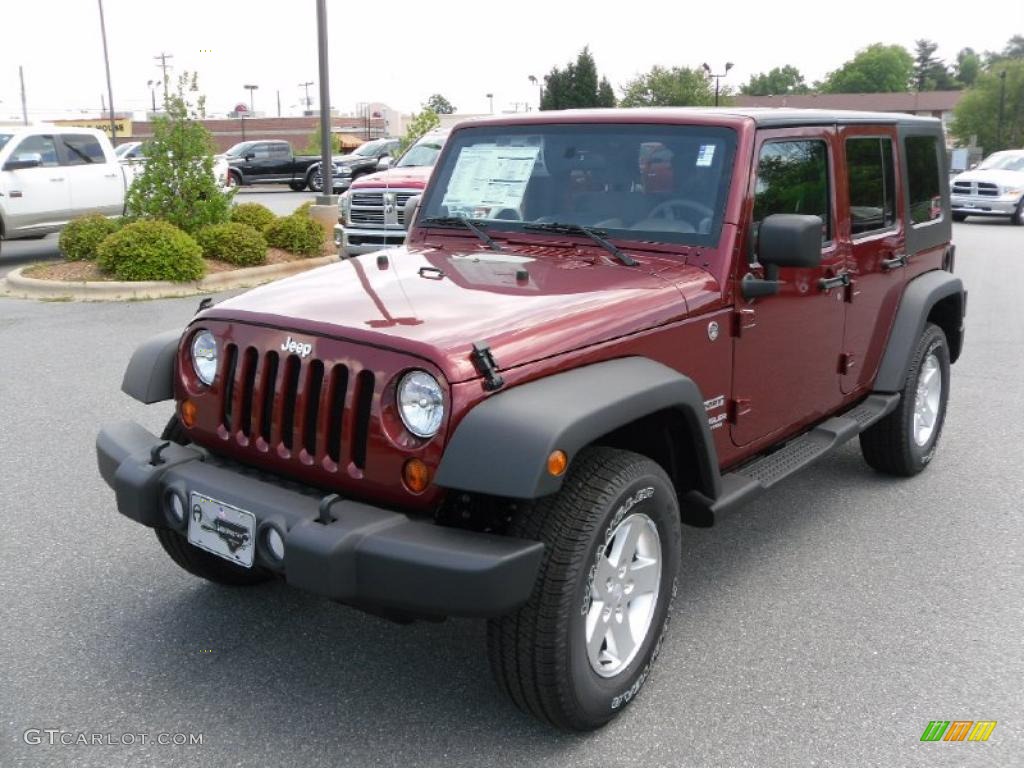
471;341;505;392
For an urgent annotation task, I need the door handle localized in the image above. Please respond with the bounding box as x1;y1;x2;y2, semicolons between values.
104;173;118;179
49;177;65;182
818;273;851;291
881;253;908;271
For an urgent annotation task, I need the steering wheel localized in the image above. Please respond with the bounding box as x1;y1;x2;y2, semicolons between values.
646;198;714;225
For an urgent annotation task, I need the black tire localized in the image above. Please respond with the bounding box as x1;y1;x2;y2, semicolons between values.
1011;200;1024;226
860;323;950;476
226;171;241;189
154;416;272;587
487;447;681;731
951;212;967;223
289;181;307;192
307;169;323;193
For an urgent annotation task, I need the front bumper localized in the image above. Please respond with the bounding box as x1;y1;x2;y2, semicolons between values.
951;194;1021;216
334;224;407;257
96;421;543;618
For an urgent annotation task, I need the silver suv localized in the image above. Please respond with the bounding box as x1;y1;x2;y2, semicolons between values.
950;149;1024;225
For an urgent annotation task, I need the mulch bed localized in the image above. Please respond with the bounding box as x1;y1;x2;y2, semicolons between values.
22;246;328;283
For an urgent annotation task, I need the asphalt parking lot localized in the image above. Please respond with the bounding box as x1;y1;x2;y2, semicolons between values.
0;221;1021;767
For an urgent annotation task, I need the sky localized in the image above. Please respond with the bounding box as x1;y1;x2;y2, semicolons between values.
1;0;1022;122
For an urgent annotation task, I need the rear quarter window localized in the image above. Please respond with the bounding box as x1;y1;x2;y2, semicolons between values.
905;135;942;225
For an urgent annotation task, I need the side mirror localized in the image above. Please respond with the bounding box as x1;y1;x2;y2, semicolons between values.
244;152;255;161
404;194;422;229
376;156;393;171
741;214;824;300
4;152;43;171
757;214;824;268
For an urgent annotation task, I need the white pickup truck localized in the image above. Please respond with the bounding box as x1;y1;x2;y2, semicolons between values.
0;124;126;254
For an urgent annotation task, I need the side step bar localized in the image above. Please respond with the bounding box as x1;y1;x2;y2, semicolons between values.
682;393;900;521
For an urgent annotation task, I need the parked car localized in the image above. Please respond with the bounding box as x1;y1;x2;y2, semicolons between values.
0;125;126;253
306;137;401;193
950;148;1024;224
334;130;448;257
223;140;324;191
97;108;964;732
116;141;231;191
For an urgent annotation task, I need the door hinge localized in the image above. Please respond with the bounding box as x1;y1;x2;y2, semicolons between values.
731;308;756;337
728;398;752;424
839;353;856;375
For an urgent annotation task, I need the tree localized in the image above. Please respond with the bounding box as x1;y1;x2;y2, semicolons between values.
821;44;914;93
740;65;810;96
398;107;440;154
913;40;955;91
955;48;982;88
950;60;1024;154
297;126;346;156
619;65;721;107
125;72;232;234
541;47;616;110
424;93;456;114
986;34;1024;65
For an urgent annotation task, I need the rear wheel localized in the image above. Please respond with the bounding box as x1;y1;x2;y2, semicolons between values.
951;212;967;223
487;447;681;731
154;416;272;586
860;323;950;476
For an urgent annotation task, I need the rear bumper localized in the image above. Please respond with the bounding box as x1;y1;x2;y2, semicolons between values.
96;421;543;618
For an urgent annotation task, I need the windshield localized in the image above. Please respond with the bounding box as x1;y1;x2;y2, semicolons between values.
224;142;254;157
978;152;1024;172
398;136;445;168
419;123;737;247
354;139;390;157
0;134;11;152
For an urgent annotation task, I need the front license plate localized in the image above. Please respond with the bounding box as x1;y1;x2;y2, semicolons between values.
187;493;256;568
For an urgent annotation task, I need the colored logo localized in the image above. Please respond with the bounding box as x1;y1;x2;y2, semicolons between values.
920;721;997;742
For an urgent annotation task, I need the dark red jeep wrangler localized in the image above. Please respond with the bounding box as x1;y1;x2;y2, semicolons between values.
98;108;965;731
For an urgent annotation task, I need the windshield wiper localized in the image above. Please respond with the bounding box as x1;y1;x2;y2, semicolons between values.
420;216;503;252
523;222;637;266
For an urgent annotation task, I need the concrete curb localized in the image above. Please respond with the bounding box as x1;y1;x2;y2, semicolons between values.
0;255;336;301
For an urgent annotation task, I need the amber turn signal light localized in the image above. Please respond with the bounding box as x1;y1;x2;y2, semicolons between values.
547;450;568;477
180;399;198;428
402;458;431;493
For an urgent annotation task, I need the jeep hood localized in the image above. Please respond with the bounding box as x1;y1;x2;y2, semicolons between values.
204;246;703;383
351;165;433;190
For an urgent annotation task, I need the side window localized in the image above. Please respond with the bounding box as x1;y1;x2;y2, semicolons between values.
252;143;272;159
846;137;896;235
11;134;60;167
270;143;291;158
753;139;831;242
905;135;942;225
60;134;106;166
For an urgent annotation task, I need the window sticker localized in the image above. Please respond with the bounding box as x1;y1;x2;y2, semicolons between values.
442;145;541;217
696;144;716;167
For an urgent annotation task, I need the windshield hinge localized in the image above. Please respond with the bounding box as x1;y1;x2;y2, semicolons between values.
471;341;505;391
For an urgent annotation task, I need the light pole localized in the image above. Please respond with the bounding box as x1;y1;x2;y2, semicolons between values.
702;62;734;107
528;75;543;110
244;84;258;115
997;69;1007;150
486;93;494;114
146;80;157;113
97;0;117;141
315;0;335;203
299;81;314;113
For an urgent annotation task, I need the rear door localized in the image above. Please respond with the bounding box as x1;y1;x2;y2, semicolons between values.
730;128;846;447
837;127;907;394
267;142;294;180
59;133;123;217
1;133;70;232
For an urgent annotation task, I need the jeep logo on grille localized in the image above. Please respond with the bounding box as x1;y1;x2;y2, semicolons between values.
281;336;313;358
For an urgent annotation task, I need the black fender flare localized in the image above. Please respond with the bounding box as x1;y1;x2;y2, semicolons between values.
874;270;965;393
434;357;722;500
121;330;181;403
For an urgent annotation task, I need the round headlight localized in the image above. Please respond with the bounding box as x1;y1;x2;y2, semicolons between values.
191;329;218;386
398;370;444;438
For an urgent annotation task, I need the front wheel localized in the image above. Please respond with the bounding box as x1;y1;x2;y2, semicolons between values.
860;322;950;476
1011;200;1024;226
226;171;241;189
307;169;323;193
289;181;307;192
487;447;681;731
951;212;967;223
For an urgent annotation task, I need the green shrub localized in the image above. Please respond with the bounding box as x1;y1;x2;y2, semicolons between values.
58;214;121;261
264;214;324;256
196;222;267;267
97;220;205;282
230;202;277;232
293;200;314;218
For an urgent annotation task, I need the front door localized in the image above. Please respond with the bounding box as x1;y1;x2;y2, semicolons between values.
1;133;70;232
838;127;908;394
731;129;846;447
